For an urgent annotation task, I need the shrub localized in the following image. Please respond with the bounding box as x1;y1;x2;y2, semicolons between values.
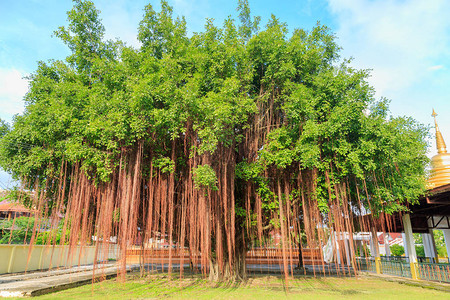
390;244;405;256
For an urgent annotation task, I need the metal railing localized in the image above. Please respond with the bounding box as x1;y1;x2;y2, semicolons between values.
381;256;450;264
358;256;450;283
418;263;450;283
380;258;411;278
355;257;376;273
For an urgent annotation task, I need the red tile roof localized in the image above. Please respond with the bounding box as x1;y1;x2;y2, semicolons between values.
0;200;34;213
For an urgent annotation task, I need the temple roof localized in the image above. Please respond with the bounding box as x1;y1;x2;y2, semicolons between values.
0;200;33;213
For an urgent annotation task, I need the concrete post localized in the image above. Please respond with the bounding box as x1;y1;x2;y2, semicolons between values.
426;217;440;263
423;232;439;263
334;232;341;266
423;233;432;258
384;233;391;256
443;229;450;261
370;227;382;274
343;234;351;266
429;230;439;263
402;233;409;257
369;238;374;257
369;232;376;257
402;214;419;279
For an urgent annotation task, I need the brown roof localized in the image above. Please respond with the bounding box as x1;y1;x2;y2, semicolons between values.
0;200;34;213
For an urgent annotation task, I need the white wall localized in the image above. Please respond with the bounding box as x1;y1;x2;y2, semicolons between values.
0;244;118;274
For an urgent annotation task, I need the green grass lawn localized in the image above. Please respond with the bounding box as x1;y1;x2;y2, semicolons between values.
34;273;449;300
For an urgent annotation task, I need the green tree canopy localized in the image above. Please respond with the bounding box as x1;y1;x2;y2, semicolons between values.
0;119;9;138
0;0;429;280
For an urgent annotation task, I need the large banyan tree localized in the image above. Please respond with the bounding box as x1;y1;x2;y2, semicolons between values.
0;0;429;280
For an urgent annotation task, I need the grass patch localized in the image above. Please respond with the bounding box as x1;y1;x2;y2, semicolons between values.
32;273;448;299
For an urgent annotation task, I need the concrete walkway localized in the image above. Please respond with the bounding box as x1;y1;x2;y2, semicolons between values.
0;264;139;298
361;272;450;293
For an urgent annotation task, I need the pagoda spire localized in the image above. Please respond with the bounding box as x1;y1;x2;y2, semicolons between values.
432;109;447;154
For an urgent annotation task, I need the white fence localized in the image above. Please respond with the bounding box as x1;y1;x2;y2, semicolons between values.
0;244;119;274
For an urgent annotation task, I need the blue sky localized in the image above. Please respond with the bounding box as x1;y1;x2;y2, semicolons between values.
1;0;450;187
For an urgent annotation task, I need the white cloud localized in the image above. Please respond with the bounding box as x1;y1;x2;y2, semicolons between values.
0;68;28;122
327;0;450;97
428;65;444;71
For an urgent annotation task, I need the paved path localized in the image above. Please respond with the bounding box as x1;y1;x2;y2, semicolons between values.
0;263;354;298
0;264;139;298
361;272;450;293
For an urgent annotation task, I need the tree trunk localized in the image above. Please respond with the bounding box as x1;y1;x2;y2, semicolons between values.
297;243;303;269
209;256;220;282
233;244;247;281
208;243;247;282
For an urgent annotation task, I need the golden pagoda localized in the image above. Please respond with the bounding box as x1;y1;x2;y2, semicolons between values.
428;109;450;188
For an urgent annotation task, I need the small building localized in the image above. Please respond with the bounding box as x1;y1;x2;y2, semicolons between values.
0;200;34;220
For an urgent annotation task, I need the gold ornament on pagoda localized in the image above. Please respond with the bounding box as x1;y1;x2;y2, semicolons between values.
428;109;450;188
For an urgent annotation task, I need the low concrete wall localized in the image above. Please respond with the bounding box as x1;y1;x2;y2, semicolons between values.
0;244;119;274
